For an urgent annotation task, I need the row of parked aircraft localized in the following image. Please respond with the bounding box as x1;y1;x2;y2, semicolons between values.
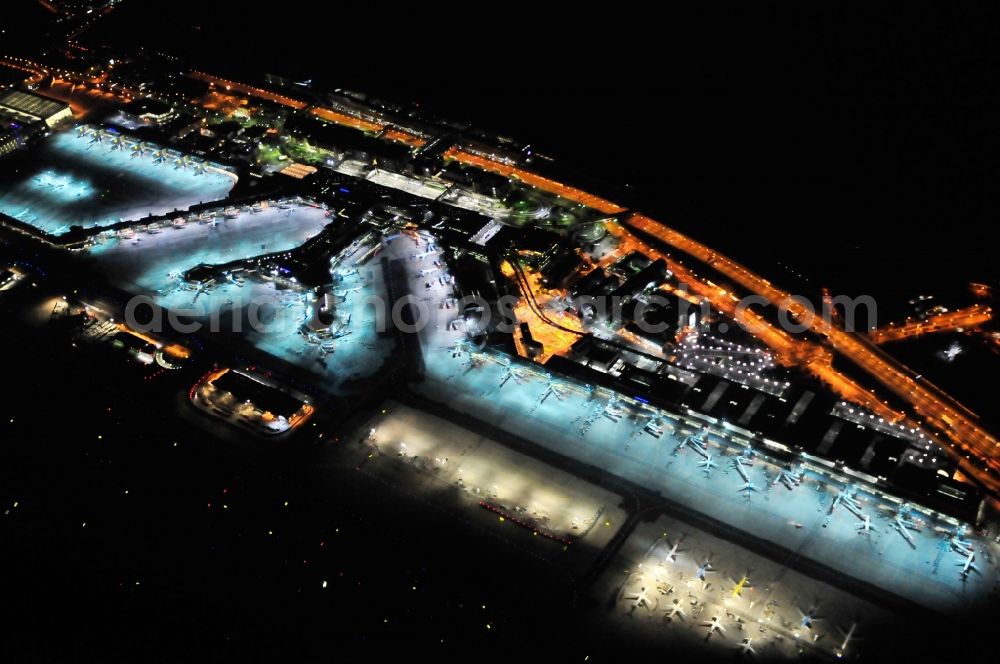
648;419;981;584
625;572;859;657
665;425;983;584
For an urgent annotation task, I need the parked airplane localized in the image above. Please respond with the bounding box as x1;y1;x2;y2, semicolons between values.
623;585;656;613
656;536;684;564
643;418;664;438
772;464;803;490
664;601;685;622
828;484;865;519
699;454;718;477
702;615;726;636
835;622;858;658
890;507;921;548
731;573;752;599
676;434;709;458
798;603;822;630
694;557;714;582
950;535;974;557
855;515;877;536
738;637;755;655
958;550;979;580
733;456;753;484
739;479;759;498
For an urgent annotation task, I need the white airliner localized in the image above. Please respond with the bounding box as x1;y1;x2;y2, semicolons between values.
854;515;876;535
958;550;978;579
950;536;974;557
650;533;684;563
664;601;685;622
699;454;718;477
739;479;759;498
738;637;755;655
835;622;858;658
702;616;726;636
623;585;656;612
828;484;864;517
539;382;564;404
890;513;920;548
644;419;664;438
773;464;803;490
733;456;750;482
663;539;681;563
676;434;709;457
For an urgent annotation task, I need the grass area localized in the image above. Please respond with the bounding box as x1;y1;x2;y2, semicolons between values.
282;137;334;165
502;185;597;230
206;112;263;129
253;137;335;169
255;143;285;167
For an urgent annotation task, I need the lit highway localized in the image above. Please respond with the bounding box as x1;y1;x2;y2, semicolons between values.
188;70;308;109
381;128;427;148
1;54;137;109
0;57;45;85
870;304;993;344
163;70;624;215
442;148;627;215
599;221;906;423
622;213;1000;494
309;106;384;133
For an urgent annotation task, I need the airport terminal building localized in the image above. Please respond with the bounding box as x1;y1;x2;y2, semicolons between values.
0;89;73;128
